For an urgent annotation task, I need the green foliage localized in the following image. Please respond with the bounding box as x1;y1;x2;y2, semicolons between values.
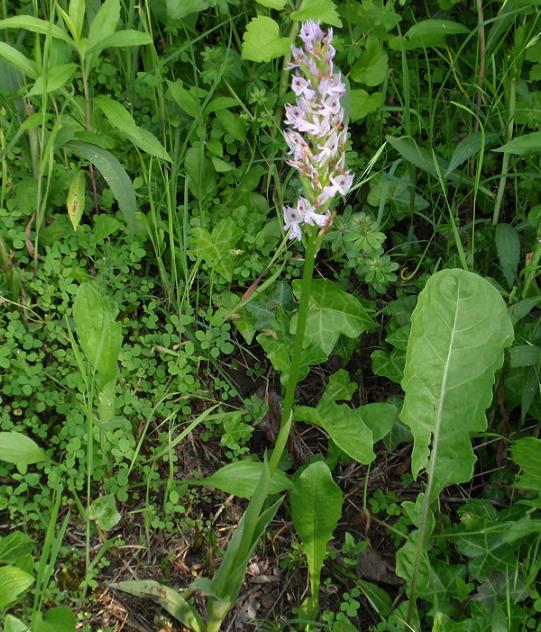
0;432;46;467
291;460;343;614
1;0;541;630
291;280;376;355
241;17;291;63
198;459;292;499
401;269;514;497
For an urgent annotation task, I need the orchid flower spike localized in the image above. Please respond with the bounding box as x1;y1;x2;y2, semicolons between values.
283;20;353;241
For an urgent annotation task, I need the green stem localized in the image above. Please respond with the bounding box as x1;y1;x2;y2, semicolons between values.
492;76;516;226
522;226;541;298
269;226;320;473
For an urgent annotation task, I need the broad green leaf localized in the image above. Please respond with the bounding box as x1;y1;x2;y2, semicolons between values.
197;460;292;499
495;223;520;288
360;403;398;443
3;615;29;632
73;282;122;384
88;494;121;531
350;36;388;86
508;296;541;325
291;0;342;27
367;172;428;217
357;578;392;617
0;16;72;44
211;157;235;173
348;89;383;122
166;0;213;19
95;96;171;161
291;461;343;602
0;566;34;609
28;63;77;95
215;109;246;142
406;19;469;39
445;132;498;177
453;505;541;580
510;437;541;493
112;580;205;632
297;401;375;464
387;136;447;177
390;19;469;51
0;431;46;465
33;607;76;632
68;141;136;230
318;369;356;405
296;371;379;464
191;217;241;282
66;169;86;231
291;279;376;355
68;0;86;40
167;80;200;118
509;344;541;369
184;144;217;200
241;17;291;63
205;96;238;114
256;310;327;385
0;42;38;79
401;268;514;498
56;6;78;41
87;29;152;55
371;349;405;383
0;531;33;565
88;0;120;50
494;132;541;155
256;0;287;8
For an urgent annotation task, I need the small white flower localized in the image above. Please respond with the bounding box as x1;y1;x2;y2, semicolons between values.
314;132;339;165
317;185;338;206
300;21;324;44
283;21;352;236
284;130;310;161
292;75;316;100
330;172;354;195
319;75;346;97
283;205;303;241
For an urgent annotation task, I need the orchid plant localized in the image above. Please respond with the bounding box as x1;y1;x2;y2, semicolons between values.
112;19;514;632
114;21;354;631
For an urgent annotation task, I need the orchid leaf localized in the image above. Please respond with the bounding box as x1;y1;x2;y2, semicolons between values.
291;461;343;606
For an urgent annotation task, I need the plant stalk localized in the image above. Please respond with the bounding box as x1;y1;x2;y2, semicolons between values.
492;76;516;226
269;226;320;473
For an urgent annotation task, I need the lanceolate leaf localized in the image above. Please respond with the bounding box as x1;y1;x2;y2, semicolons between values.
0;42;38;79
112;580;205;632
0;566;34;609
68;141;136;231
88;0;120;50
95;96;172;161
401;269;514;498
291;461;343;602
73;282;122;385
197;459;292;499
0;431;46;466
0;16;72;44
291;279;376;355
